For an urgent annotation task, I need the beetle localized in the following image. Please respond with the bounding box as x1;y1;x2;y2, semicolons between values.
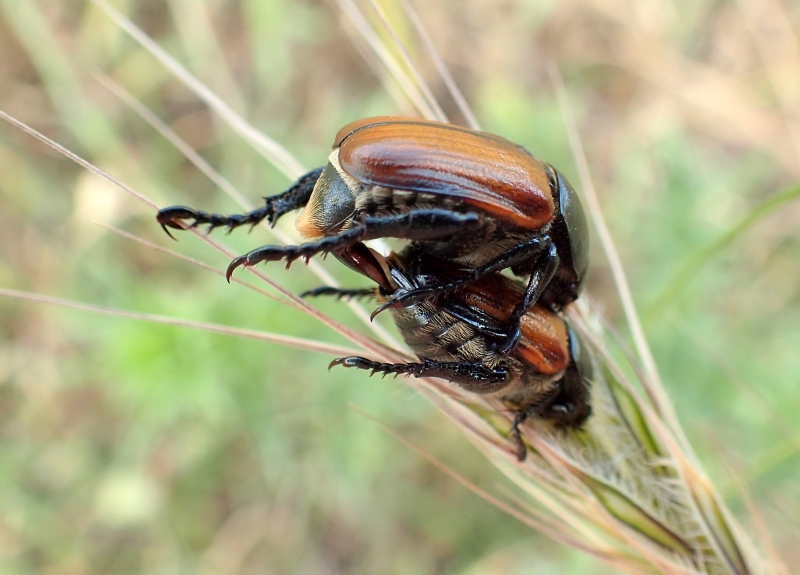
306;243;593;461
157;117;589;354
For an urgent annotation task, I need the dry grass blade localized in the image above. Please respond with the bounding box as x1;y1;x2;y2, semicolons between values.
339;17;419;116
0;287;359;357
364;0;448;123
388;334;757;574
0;108;157;210
94;74;252;208
395;0;480;130
718;458;789;575
164;0;248;115
95;223;289;306
538;75;756;575
97;222;406;361
333;0;436;119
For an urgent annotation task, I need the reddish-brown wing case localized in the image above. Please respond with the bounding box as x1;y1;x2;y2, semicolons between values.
335;117;554;230
455;274;570;376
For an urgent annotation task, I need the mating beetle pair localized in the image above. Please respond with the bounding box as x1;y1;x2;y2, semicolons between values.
158;117;589;355
157;117;592;457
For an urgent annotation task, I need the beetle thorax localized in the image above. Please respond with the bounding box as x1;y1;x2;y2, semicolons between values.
296;151;359;239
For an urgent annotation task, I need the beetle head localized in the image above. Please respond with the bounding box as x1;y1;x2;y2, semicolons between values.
539;167;590;309
557;172;590;289
540;326;592;427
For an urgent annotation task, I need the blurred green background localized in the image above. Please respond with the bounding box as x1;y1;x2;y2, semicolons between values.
1;0;799;573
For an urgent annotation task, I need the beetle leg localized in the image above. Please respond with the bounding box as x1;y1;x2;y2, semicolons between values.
536;358;592;428
226;226;367;280
225;209;482;280
359;208;483;241
156;167;323;238
435;302;508;340
300;286;379;301
330;356;509;392
374;236;551;314
510;409;532;461
495;243;560;355
510;379;567;461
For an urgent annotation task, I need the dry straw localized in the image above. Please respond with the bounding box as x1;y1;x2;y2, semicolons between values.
0;0;788;573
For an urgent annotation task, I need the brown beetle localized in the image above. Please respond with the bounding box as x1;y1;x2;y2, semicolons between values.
157;117;589;353
307;244;593;460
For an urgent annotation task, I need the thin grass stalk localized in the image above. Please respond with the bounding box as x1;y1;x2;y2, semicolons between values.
90;0;305;179
332;0;438;119
363;0;448;122
338;15;420;117
0;287;359;357
395;0;480;130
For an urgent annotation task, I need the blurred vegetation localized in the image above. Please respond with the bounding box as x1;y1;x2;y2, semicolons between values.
0;0;798;573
